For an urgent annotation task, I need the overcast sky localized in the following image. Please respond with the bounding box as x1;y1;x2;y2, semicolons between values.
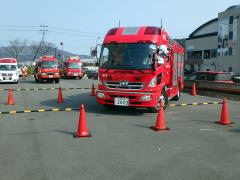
0;0;239;55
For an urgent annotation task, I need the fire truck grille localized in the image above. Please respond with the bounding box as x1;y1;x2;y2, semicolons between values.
109;95;137;99
47;73;55;75
105;81;144;90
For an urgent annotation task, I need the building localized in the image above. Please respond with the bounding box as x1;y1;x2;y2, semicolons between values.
185;5;240;75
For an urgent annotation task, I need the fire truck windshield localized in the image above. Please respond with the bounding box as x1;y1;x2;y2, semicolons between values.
99;43;154;70
42;61;58;68
0;65;17;71
67;62;81;69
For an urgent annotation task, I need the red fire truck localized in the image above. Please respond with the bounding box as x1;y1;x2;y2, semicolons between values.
92;26;184;112
34;56;60;83
60;56;83;79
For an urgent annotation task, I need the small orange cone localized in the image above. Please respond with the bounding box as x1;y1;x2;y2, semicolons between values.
215;98;234;125
5;88;15;105
91;83;96;96
150;100;170;131
73;104;92;138
56;87;64;103
192;82;197;96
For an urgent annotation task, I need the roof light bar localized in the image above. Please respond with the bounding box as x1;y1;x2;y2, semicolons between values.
144;26;161;35
107;28;118;36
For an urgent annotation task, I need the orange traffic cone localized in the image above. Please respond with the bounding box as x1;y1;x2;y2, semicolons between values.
192;82;197;96
150;100;170;131
73;104;92;138
91;83;96;96
5;88;15;105
56;87;64;103
215;98;234;125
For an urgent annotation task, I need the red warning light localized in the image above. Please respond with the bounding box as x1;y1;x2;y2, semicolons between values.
144;27;161;35
107;28;118;36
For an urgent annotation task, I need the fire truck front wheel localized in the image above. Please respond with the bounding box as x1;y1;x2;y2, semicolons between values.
148;90;168;113
55;79;60;83
34;75;39;82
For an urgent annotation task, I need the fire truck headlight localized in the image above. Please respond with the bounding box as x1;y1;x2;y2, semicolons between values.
140;95;152;101
97;92;106;98
54;73;59;75
148;77;157;87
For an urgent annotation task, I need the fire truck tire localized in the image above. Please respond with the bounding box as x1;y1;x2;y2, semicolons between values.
148;90;168;113
34;76;39;82
172;87;180;101
55;79;60;83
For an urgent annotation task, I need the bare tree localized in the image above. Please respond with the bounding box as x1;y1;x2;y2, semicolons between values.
31;41;57;61
3;39;28;60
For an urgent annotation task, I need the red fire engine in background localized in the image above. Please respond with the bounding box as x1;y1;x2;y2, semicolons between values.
60;56;83;79
92;26;184;112
34;56;60;83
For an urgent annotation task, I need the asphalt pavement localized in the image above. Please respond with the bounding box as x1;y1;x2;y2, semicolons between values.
0;77;239;180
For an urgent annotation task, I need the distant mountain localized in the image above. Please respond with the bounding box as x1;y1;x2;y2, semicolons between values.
0;46;91;62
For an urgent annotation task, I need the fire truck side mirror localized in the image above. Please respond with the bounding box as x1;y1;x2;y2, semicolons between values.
95;61;99;67
90;46;97;57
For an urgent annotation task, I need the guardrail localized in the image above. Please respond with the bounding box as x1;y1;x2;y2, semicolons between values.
184;80;240;94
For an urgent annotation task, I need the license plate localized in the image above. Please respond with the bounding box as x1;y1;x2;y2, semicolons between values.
114;98;129;106
4;77;10;80
74;73;77;76
49;75;53;78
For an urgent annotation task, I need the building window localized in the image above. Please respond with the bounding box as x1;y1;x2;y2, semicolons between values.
229;31;233;40
204;50;210;59
210;49;217;58
228;67;232;72
187;51;202;60
228;47;232;56
229;16;233;24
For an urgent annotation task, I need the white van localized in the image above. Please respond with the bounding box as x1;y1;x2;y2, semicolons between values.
0;58;19;83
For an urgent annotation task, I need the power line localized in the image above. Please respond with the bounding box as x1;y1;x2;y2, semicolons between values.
0;25;39;28
49;26;101;35
48;30;101;38
0;29;39;32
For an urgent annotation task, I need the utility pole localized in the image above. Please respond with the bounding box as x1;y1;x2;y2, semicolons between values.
118;20;121;27
40;25;48;55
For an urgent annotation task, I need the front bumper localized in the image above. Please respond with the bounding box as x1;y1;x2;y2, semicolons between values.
0;76;19;82
65;73;83;77
96;90;161;107
38;74;60;79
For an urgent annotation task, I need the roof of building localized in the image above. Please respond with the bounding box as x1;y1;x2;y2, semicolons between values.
225;5;240;11
189;18;218;38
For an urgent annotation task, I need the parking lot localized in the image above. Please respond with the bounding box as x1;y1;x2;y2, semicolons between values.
0;77;240;180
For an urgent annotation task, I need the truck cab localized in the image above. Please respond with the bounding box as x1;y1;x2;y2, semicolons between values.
60;56;83;79
34;56;60;83
0;58;19;84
